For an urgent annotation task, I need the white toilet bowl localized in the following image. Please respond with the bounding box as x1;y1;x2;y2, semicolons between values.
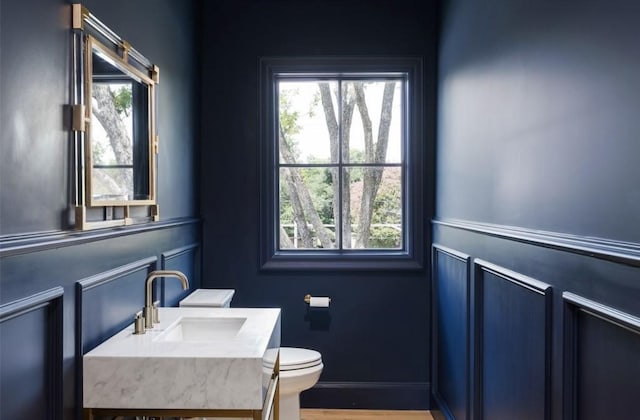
278;347;323;420
179;289;324;420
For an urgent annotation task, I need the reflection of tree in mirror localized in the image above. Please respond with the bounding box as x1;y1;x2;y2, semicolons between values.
112;86;132;117
91;83;134;200
279;80;402;249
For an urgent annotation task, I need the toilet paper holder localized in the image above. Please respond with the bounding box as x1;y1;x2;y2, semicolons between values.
304;294;331;305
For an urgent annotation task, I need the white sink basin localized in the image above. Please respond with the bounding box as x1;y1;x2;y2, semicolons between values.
155;316;247;342
83;307;281;410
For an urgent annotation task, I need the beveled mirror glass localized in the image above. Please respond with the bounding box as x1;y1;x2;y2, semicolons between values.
86;36;154;204
71;4;159;230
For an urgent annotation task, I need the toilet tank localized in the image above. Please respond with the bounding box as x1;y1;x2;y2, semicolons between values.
179;289;235;308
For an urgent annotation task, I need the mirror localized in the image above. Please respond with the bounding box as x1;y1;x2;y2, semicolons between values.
71;4;159;230
86;37;154;205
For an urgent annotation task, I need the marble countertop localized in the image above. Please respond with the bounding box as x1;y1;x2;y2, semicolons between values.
179;288;235;307
83;307;281;410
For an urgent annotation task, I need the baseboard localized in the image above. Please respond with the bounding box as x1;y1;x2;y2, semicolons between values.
301;381;431;410
430;391;454;420
430;410;446;420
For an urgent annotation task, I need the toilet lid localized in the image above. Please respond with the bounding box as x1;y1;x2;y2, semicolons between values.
279;347;322;371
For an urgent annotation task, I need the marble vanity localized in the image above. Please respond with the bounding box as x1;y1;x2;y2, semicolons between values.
83;307;281;419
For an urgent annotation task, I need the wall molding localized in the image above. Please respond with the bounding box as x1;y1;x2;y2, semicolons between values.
0;217;200;258
161;243;199;263
432;244;471;420
562;292;640;419
433;218;640;267
432;243;471;263
76;256;157;353
0;287;64;420
0;286;64;322
76;257;158;292
475;259;552;296
563;292;640;335
474;260;553;420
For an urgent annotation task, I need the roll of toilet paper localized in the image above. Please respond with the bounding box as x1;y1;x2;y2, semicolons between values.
309;296;330;307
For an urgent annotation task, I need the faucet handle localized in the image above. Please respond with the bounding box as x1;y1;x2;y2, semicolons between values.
152;300;160;324
144;305;154;329
133;311;146;335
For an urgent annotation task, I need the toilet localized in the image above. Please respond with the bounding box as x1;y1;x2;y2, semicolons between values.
179;289;324;420
277;347;323;419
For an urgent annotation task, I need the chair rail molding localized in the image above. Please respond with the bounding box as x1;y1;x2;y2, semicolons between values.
433;218;640;267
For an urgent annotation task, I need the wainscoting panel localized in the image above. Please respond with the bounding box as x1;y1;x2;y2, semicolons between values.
0;219;200;419
0;287;64;420
76;257;157;355
433;221;639;420
432;245;471;420
161;243;199;306
563;293;640;420
475;260;552;420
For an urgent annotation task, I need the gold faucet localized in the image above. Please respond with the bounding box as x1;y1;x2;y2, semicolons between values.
144;270;189;329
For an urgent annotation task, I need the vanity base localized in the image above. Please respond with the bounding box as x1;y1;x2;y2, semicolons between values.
84;359;280;420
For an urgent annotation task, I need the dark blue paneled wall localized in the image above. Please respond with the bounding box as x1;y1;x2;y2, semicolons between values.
199;0;437;409
434;1;640;419
0;0;200;419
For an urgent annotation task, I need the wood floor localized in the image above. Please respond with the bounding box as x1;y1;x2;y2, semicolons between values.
300;409;434;420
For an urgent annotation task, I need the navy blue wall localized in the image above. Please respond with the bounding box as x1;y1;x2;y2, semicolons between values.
199;0;437;409
0;0;200;419
434;1;640;419
438;0;640;241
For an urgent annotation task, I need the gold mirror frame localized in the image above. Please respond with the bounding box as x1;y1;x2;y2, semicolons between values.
71;4;159;230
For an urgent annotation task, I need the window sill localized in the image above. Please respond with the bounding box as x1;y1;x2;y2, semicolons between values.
260;251;424;271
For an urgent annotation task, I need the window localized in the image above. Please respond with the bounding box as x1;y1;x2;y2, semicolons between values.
260;57;424;270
